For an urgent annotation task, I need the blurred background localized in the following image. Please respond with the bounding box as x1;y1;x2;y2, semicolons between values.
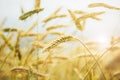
0;0;120;49
0;1;120;80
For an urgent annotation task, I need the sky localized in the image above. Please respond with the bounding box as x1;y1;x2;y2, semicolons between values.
0;0;120;46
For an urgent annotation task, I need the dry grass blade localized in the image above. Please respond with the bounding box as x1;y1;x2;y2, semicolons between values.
72;54;98;59
0;43;6;51
81;38;120;80
0;34;13;51
42;7;63;23
19;8;44;20
11;67;29;73
52;56;68;60
11;67;46;78
33;72;46;78
0;58;12;66
0;34;14;51
68;9;76;21
1;27;18;32
14;32;22;60
44;7;62;20
23;47;36;66
77;11;105;21
88;3;120;10
74;11;105;31
74;68;83;79
74;38;106;80
20;33;38;37
52;7;62;15
32;59;52;66
42;35;74;52
81;46;115;80
73;11;104;31
75;19;84;31
46;25;67;31
32;41;44;48
42;14;66;23
35;0;40;9
68;9;84;31
0;51;12;70
53;14;66;18
74;10;87;14
48;31;64;36
82;19;86;28
36;33;48;41
74;10;104;20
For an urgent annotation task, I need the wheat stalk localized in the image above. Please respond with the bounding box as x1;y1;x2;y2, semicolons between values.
20;33;38;37
88;3;120;10
46;24;67;31
48;31;64;36
52;56;68;60
1;27;18;32
32;41;45;48
77;11;105;21
0;33;13;51
0;33;14;50
42;35;74;52
74;10;87;14
68;9;84;31
11;67;46;78
34;0;40;9
14;32;22;60
42;14;66;23
19;8;44;20
11;67;29;73
42;7;65;23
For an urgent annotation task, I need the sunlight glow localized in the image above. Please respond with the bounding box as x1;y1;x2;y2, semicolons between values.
95;35;110;50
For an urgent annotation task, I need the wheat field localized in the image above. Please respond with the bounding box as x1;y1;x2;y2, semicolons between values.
0;0;120;80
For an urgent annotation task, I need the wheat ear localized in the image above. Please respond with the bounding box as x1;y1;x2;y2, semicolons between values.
88;3;120;10
42;35;74;52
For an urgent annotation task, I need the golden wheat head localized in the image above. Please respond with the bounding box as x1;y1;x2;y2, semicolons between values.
42;35;74;52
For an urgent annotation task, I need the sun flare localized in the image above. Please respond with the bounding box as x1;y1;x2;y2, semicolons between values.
95;35;110;50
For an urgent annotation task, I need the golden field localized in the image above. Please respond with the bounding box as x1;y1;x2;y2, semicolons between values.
0;0;120;80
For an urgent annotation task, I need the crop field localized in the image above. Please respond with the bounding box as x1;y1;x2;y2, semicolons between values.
0;0;120;80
